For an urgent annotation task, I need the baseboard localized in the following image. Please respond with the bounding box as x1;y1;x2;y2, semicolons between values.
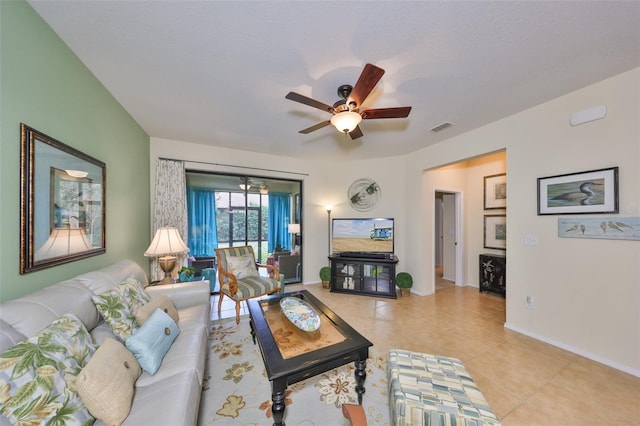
504;322;640;378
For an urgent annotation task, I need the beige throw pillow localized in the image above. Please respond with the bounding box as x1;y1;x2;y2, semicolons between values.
135;294;179;325
76;338;142;426
227;254;259;279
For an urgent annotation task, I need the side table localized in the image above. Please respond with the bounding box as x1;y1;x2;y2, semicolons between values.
149;276;205;286
479;253;506;297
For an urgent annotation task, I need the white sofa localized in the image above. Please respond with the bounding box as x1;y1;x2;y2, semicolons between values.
0;259;211;426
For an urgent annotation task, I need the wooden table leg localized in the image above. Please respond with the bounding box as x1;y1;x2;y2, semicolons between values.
271;378;287;426
354;358;367;405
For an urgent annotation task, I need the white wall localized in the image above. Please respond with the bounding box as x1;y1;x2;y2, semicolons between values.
408;68;639;375
464;153;508;286
504;69;639;375
151;67;639;375
148;140;407;286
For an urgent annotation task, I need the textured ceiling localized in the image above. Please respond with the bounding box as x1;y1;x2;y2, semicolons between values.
28;1;640;161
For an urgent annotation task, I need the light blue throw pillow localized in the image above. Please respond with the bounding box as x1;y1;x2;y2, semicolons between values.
125;308;179;374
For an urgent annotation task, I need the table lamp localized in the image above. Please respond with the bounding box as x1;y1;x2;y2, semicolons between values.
35;227;93;261
144;226;189;284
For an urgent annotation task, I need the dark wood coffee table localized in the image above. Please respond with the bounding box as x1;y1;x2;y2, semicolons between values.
247;290;372;426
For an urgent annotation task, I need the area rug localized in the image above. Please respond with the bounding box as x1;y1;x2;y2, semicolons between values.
197;316;390;426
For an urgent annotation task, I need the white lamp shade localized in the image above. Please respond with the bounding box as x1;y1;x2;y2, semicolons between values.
288;223;300;234
330;111;362;133
35;228;93;260
144;227;189;257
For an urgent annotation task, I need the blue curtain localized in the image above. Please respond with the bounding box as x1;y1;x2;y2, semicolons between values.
187;186;218;257
268;192;290;252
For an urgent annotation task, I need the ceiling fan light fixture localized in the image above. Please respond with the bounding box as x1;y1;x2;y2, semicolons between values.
330;111;362;134
65;169;88;178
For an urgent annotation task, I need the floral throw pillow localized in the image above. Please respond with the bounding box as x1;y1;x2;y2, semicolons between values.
92;276;151;341
227;254;259;279
0;313;96;425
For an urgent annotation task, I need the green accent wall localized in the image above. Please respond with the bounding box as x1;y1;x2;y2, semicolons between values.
0;1;150;301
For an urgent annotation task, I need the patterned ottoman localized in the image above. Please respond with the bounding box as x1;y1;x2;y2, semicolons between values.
388;349;500;426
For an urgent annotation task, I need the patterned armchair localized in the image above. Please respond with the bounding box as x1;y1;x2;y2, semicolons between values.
215;246;281;323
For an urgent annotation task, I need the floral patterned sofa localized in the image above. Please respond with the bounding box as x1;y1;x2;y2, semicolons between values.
0;259;211;425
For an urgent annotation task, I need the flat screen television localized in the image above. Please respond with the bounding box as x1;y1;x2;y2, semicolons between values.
331;218;394;255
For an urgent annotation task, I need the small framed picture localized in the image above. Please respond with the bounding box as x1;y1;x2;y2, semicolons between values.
484;173;506;210
537;167;618;215
484;214;506;250
558;217;640;241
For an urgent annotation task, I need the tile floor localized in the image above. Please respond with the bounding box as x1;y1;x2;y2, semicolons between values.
211;274;640;425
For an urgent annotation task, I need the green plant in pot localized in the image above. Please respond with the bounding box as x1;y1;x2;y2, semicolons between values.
319;266;331;289
178;266;196;282
396;272;413;296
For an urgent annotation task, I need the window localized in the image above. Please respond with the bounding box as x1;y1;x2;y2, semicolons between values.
215;191;269;261
185;172;302;282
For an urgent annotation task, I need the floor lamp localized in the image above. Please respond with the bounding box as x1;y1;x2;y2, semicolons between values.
325;205;333;260
288;223;300;250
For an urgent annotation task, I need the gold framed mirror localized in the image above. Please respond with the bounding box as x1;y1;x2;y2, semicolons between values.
20;123;106;273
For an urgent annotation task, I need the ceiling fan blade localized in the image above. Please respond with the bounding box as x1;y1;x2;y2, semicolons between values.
299;120;331;134
361;106;412;120
286;92;334;113
348;63;385;108
349;126;364;140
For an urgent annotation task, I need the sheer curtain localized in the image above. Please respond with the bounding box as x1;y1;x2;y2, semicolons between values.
186;186;218;256
268;192;291;252
150;159;188;281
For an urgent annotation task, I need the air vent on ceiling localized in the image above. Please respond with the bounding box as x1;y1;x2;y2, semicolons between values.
430;122;454;132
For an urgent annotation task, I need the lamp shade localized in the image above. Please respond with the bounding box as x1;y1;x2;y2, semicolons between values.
35;228;93;260
330;111;362;134
65;169;89;178
144;227;189;257
288;223;300;234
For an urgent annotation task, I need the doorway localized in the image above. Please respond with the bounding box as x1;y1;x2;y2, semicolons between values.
435;190;461;290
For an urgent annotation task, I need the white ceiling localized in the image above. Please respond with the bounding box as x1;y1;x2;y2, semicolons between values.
29;1;640;161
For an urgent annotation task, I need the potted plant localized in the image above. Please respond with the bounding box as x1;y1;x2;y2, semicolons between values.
178;266;196;282
395;272;413;296
319;266;331;289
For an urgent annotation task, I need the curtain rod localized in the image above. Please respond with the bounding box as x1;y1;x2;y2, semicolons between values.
158;157;309;177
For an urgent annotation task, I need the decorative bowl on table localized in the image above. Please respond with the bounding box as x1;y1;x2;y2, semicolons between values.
279;297;321;332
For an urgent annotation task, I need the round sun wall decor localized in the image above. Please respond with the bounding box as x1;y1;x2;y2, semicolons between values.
347;178;380;211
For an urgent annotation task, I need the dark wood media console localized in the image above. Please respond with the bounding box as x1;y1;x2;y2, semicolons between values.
329;254;398;298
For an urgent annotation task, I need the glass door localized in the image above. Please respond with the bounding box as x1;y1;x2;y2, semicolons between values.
186;172;302;283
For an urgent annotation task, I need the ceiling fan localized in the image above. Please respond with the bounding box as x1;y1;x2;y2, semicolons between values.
285;63;412;140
